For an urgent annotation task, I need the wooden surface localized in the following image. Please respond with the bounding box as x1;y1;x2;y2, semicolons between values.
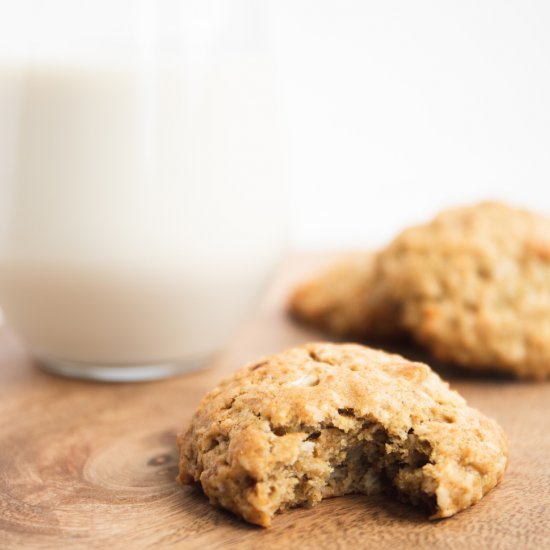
1;254;550;550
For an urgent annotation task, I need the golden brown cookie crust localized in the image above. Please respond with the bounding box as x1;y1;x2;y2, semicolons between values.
178;343;508;527
374;202;550;378
289;252;380;337
290;202;550;379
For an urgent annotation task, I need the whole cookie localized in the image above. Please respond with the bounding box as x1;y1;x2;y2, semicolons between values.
290;202;550;379
373;202;550;378
178;343;508;527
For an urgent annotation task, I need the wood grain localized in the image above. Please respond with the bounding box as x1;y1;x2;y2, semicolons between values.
1;253;549;549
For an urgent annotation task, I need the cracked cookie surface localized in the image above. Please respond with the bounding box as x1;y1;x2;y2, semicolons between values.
177;343;508;527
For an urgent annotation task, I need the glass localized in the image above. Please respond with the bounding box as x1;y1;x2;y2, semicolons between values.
0;0;287;381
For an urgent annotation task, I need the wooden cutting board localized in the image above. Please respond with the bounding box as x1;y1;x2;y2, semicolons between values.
1;253;549;550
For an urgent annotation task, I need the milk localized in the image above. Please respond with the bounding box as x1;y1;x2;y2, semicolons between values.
0;63;287;375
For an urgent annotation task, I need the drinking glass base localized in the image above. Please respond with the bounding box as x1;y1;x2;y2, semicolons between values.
37;355;210;382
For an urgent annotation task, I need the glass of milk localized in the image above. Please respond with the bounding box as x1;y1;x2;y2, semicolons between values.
0;0;287;381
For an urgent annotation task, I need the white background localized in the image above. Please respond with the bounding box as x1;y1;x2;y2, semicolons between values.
1;1;549;252
267;1;550;250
